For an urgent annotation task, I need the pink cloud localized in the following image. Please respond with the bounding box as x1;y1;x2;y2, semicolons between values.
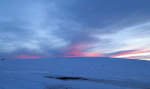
63;42;103;57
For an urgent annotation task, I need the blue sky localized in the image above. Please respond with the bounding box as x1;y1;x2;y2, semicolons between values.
0;0;150;60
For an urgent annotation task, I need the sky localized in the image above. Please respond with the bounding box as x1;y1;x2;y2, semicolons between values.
0;0;150;60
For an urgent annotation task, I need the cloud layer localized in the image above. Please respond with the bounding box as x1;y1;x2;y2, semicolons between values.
0;0;150;60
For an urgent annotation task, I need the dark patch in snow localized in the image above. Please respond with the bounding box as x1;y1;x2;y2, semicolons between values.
45;76;150;89
45;76;88;81
1;59;5;60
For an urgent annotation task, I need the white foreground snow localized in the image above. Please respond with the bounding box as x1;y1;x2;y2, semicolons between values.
0;57;150;89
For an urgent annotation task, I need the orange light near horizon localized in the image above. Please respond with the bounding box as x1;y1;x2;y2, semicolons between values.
140;59;150;61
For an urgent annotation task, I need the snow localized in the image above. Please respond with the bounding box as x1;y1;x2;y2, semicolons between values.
0;57;150;89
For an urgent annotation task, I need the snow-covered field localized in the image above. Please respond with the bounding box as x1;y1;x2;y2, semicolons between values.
0;57;150;89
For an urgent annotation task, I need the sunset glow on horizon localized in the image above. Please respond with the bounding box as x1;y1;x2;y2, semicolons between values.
13;55;43;59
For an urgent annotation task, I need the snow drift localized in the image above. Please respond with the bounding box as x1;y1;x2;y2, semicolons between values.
0;57;150;89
